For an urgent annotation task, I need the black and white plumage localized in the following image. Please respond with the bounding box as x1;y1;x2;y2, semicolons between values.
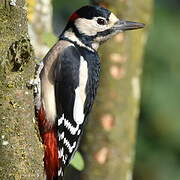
55;45;100;175
34;5;144;180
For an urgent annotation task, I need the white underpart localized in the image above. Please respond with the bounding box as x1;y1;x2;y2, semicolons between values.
41;65;57;123
64;29;94;52
41;81;57;123
38;42;73;125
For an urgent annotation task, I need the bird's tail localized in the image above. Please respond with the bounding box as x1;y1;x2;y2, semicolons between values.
38;105;60;180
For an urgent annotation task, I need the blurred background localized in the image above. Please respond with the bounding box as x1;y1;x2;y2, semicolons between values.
29;0;180;179
52;0;180;179
134;0;180;180
53;0;180;180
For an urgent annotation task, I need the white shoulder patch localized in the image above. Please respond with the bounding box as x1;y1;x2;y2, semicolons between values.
73;56;88;124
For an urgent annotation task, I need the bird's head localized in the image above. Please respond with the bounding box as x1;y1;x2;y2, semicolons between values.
61;5;145;50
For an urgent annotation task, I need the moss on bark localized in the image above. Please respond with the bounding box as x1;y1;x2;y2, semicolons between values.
0;1;44;179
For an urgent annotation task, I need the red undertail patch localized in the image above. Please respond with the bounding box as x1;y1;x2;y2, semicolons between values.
43;130;59;180
38;106;60;180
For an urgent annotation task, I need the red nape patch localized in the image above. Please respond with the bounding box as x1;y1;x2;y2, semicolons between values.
69;12;80;21
43;129;60;180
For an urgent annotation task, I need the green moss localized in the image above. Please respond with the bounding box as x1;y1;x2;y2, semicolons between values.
0;3;28;71
0;2;44;179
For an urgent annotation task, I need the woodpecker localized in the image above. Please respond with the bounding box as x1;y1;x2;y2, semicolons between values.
34;5;144;180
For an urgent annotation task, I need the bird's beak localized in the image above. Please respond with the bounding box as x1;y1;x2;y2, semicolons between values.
114;20;145;31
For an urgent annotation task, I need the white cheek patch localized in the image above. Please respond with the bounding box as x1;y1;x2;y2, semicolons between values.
75;13;119;37
75;17;112;36
75;18;99;36
93;13;119;43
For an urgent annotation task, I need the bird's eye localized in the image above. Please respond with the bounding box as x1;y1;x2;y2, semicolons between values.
97;18;106;25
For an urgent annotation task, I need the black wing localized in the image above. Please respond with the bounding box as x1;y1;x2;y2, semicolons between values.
54;45;82;175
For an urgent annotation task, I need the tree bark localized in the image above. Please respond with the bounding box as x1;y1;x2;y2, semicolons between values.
0;1;44;179
81;1;153;180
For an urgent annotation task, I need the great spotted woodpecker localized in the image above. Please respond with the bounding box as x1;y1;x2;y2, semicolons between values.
34;5;144;180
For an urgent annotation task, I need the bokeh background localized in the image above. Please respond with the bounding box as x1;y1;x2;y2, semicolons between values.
52;0;180;179
134;0;180;180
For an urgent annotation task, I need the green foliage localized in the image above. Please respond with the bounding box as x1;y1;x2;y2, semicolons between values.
70;152;85;171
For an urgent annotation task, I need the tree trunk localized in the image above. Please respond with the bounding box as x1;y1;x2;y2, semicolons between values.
0;1;44;179
81;1;153;180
